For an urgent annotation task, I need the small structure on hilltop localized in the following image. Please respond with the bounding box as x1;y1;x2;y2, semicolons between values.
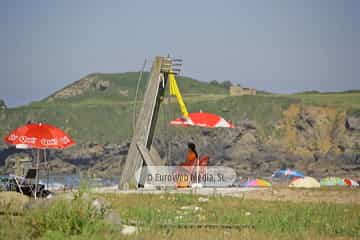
0;100;6;120
0;99;6;110
229;86;256;96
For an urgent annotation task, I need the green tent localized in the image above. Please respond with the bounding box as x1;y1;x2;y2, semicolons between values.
320;177;346;186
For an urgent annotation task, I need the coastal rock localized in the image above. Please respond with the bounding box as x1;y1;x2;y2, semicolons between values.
180;205;201;212
48;158;77;174
121;225;137;235
4;152;32;174
238;120;257;130
91;198;109;215
0;192;30;212
346;116;360;131
244;211;251;216
24;197;53;210
95;80;110;91
238;132;257;145
198;197;209;203
104;210;122;225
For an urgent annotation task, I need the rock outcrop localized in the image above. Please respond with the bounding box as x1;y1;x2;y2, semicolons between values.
346;116;360;131
47;74;111;101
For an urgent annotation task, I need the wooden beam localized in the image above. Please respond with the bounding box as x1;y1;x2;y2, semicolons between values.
136;142;155;166
150;147;165;165
119;56;170;189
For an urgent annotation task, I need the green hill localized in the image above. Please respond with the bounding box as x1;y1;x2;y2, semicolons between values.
43;72;228;104
1;72;359;144
0;72;229;143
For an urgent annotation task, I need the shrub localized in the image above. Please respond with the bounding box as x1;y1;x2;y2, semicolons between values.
25;197;106;238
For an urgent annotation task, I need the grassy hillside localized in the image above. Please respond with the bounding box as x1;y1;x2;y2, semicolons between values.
1;72;359;144
0;72;228;143
288;92;360;116
43;72;228;105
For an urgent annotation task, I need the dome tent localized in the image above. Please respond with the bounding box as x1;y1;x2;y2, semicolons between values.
289;177;320;188
241;178;272;187
272;169;304;179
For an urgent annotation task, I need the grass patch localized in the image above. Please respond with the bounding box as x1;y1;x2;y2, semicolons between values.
0;196;110;240
99;193;360;239
26;199;105;238
1;192;359;239
289;92;360;111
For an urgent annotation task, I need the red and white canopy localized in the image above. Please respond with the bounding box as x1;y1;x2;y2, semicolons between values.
4;122;75;149
343;178;359;187
170;112;234;128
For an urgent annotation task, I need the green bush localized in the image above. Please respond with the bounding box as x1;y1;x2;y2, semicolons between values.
25;198;106;238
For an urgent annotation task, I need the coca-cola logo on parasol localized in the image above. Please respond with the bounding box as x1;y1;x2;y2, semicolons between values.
59;136;71;144
8;134;18;141
40;136;71;146
40;138;58;146
19;136;37;144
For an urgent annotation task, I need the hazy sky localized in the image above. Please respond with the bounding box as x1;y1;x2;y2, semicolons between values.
1;0;359;107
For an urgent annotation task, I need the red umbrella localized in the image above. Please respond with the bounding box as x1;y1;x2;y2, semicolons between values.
4;122;75;198
343;178;359;187
4;122;75;149
170;112;234;128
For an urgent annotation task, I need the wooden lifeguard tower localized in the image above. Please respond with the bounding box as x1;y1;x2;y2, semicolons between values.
119;56;181;189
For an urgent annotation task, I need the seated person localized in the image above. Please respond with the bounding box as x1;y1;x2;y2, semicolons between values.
181;142;198;168
177;142;198;188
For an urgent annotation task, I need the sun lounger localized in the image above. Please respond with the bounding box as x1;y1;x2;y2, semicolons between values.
8;169;50;198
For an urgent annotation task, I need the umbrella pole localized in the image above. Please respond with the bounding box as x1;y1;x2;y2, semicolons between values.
45;149;47;189
44;149;49;189
35;149;40;199
197;158;199;185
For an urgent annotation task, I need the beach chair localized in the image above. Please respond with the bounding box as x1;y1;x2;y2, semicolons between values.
10;168;41;197
198;156;209;175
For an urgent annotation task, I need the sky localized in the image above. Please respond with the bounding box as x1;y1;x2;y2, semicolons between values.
1;0;359;107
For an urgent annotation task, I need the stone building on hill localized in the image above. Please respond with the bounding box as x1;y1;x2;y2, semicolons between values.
229;86;256;96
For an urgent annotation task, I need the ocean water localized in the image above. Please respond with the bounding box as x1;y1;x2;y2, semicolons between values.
39;174;119;190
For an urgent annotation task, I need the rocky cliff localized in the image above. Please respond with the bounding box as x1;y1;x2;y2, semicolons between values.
2;104;359;179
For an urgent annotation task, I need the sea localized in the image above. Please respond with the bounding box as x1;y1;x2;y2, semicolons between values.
38;173;119;191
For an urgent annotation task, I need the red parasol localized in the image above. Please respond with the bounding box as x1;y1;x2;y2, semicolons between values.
170;112;234;128
4;123;75;149
4;122;75;198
